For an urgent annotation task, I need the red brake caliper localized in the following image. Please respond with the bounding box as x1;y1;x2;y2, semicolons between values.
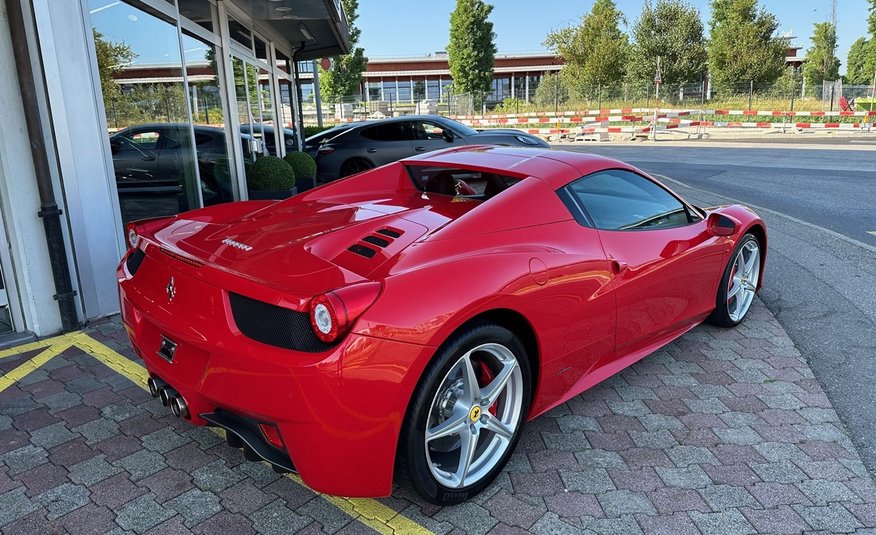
476;360;499;416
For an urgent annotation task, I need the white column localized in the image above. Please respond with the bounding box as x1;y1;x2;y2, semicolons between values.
511;73;515;99
525;72;530;102
410;76;414;103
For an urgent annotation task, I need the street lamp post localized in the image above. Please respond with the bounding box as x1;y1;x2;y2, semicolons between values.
652;57;662;142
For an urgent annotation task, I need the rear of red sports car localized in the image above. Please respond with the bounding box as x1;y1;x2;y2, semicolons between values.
118;146;767;503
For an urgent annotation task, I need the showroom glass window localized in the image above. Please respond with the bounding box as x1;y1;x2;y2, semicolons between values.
181;22;235;207
90;0;201;224
565;169;693;231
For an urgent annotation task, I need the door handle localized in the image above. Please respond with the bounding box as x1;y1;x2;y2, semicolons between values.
414;146;427;152
366;148;378;153
611;260;628;274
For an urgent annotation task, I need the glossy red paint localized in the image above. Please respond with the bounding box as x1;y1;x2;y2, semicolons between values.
117;146;766;497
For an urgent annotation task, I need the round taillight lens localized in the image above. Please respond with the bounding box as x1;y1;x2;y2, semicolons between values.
313;303;332;335
309;294;340;343
127;228;139;249
308;282;382;345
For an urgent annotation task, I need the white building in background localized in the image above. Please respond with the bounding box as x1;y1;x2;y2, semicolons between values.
0;0;349;342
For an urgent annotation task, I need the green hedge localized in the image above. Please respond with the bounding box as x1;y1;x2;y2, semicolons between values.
249;156;295;191
283;151;317;180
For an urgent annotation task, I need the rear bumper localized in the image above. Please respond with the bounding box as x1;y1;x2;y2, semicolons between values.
118;256;433;497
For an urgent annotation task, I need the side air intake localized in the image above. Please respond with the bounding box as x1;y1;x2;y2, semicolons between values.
347;244;377;258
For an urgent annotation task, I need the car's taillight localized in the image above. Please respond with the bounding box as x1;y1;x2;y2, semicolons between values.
126;224;139;250
125;216;174;250
308;281;382;344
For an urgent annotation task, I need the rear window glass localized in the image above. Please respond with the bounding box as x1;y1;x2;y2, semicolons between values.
406;166;522;199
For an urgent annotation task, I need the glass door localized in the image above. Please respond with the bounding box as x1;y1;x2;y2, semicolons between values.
231;53;277;195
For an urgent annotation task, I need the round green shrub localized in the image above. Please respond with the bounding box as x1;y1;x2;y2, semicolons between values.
283;151;317;180
248;155;295;191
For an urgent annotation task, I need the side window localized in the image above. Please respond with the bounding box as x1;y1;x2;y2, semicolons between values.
194;133;215;147
564;169;692;230
414;121;446;140
361;123;410;141
128;130;160;150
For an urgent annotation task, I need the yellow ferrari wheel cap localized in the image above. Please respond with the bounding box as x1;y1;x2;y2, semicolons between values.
469;406;481;422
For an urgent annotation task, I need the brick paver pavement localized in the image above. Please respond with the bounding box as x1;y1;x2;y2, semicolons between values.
1;298;875;534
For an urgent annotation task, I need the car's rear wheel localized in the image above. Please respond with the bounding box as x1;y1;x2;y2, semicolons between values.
339;157;373;177
396;323;531;505
708;233;761;327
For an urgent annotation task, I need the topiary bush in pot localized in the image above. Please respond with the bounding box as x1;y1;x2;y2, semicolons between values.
283;151;317;192
248;155;296;200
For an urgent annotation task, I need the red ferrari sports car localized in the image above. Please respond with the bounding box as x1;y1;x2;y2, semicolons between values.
118;146;766;505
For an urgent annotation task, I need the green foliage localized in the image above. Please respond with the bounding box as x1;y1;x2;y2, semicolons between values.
249;156;296;191
760;68;799;98
303;125;331;138
283;152;317;180
319;0;368;103
803;22;840;93
866;1;876;86
93;30;137;120
447;0;496;106
846;38;870;84
707;0;786;93
628;0;707;87
544;0;629;99
534;73;570;107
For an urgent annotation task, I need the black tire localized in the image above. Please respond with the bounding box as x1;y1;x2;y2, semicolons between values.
396;323;531;505
707;233;761;328
339;157;373;177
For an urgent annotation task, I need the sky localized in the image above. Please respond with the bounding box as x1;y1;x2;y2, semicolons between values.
358;0;872;75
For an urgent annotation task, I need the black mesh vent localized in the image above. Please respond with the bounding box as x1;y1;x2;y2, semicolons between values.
377;228;402;238
125;249;146;276
347;244;377;258
228;293;336;353
362;235;390;248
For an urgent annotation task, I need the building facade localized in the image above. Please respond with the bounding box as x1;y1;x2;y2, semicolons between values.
0;0;348;341
297;52;565;106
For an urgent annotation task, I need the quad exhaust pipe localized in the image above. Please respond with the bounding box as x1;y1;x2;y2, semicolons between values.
147;376;189;419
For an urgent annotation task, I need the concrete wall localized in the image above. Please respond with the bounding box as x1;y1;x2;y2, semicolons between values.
0;1;63;336
32;0;127;321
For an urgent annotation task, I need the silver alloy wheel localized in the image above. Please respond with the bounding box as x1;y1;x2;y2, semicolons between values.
727;239;760;322
424;342;524;489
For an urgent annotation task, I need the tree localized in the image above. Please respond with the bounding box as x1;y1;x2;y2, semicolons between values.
534;73;569;107
544;0;629;99
93;30;136;103
706;0;786;93
847;38;870;84
802;22;840;92
319;0;367;103
447;0;496;106
627;0;707;88
864;1;876;86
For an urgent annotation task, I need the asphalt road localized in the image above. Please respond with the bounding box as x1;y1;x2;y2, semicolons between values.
557;141;876;476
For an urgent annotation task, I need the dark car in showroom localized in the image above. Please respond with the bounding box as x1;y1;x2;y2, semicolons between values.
304;115;550;181
109;124;261;222
240;124;298;155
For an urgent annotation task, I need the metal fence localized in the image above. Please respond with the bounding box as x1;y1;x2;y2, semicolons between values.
301;79;876;126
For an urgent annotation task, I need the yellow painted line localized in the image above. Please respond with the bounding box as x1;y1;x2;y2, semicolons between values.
0;331;436;534
0;342;72;393
0;333;72;359
63;332;435;535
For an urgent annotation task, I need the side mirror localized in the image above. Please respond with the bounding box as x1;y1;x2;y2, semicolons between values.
443;129;455;142
707;212;739;237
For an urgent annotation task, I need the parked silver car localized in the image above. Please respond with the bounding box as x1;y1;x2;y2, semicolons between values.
304;115;550;182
